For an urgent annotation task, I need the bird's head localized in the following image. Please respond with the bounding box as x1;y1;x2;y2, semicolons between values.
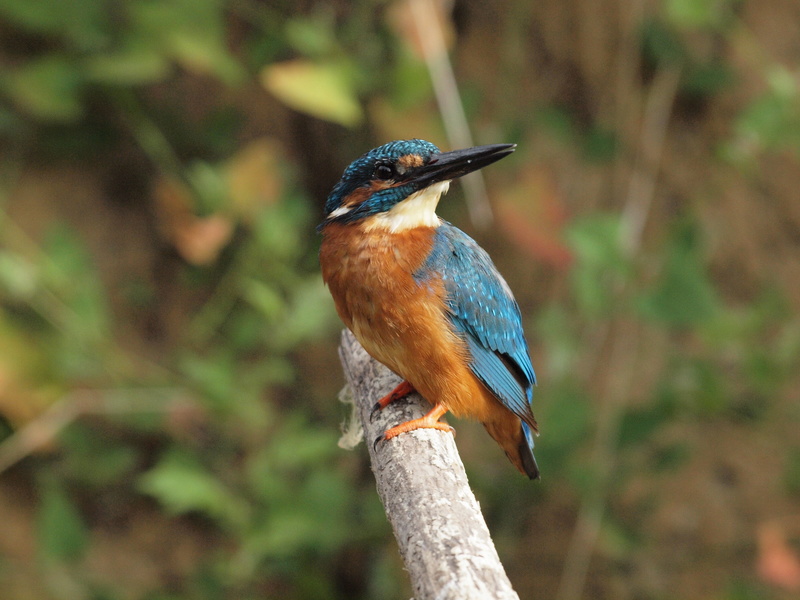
319;139;515;233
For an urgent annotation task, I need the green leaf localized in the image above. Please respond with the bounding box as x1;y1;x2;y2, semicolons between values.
784;447;800;497
660;357;728;415
0;250;38;299
390;48;434;108
185;160;229;214
60;423;138;487
682;61;734;98
41;226;110;347
253;205;303;259
269;421;339;472
534;105;576;142
566;214;630;317
641;19;687;68
242;280;285;322
2;56;84;121
169;32;244;85
84;45;171;85
649;443;690;471
0;0;104;44
534;384;591;474
638;221;719;326
285;14;338;57
724;579;770;600
535;305;580;378
269;276;339;350
617;404;669;449
179;351;236;412
128;0;244;85
732;66;800;154
0;0;69;32
261;59;363;127
598;517;639;559
37;480;89;562
246;511;319;559
244;454;352;560
582;126;619;163
137;449;248;529
666;0;734;29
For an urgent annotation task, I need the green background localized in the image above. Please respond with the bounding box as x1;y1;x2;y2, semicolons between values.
0;0;798;599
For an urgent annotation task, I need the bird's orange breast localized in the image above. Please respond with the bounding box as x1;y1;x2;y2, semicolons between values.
319;222;502;423
319;222;451;371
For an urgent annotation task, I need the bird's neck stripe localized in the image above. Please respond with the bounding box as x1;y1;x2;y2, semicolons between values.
363;181;449;233
327;204;353;219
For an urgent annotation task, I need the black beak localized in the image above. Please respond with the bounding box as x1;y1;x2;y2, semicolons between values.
408;143;516;189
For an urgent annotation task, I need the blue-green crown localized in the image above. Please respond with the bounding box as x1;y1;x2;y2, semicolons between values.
324;139;440;219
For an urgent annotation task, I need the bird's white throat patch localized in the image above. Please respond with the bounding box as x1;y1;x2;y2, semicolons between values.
365;181;450;233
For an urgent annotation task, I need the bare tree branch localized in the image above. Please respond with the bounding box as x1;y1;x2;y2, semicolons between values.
338;329;520;600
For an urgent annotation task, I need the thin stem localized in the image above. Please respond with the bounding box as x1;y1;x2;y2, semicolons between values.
409;0;494;227
0;388;193;475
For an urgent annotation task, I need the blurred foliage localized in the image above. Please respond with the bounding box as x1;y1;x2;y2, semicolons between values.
728;66;800;160
0;0;799;599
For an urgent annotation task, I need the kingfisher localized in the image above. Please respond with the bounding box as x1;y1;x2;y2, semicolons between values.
319;139;539;479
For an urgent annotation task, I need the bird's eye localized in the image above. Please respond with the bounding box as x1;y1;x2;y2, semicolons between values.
374;162;395;181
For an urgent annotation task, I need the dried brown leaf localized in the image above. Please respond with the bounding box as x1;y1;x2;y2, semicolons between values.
757;521;800;591
152;177;233;266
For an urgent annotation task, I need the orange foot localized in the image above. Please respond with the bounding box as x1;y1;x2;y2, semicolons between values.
370;380;416;422
374;402;455;449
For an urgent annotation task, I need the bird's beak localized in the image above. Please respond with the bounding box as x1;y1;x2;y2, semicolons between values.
408;143;516;189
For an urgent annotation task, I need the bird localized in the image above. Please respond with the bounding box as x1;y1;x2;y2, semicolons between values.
318;139;539;479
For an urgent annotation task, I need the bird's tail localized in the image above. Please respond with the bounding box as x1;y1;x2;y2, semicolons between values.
519;422;540;480
483;415;540;480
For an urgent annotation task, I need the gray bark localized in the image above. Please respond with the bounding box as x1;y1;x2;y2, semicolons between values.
338;329;520;600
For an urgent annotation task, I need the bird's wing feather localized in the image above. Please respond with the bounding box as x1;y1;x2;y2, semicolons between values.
415;225;536;424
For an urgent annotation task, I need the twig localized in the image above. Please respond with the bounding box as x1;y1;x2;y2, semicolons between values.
338;329;520;600
0;388;192;475
621;67;682;253
409;0;494;227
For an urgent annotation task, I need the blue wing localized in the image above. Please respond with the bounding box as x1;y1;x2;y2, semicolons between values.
415;224;537;427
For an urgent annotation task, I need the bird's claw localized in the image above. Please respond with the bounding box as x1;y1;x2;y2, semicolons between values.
369;402;382;423
372;421;455;452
